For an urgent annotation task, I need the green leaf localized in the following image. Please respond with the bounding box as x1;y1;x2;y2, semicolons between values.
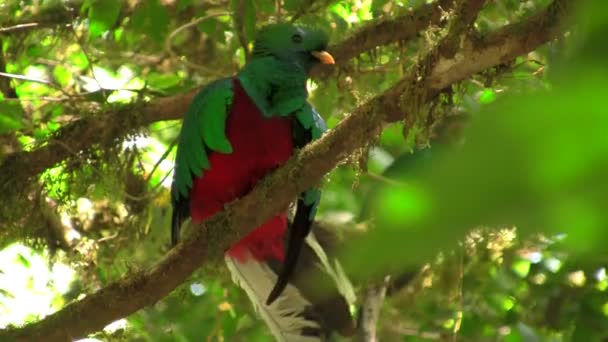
197;18;230;42
479;88;497;104
231;0;257;43
0;95;25;134
69;50;90;70
283;0;302;11
16;253;30;268
96;266;107;285
85;0;121;38
0;288;15;299
254;0;275;14
243;0;257;43
371;0;390;12
53;65;72;87
146;72;182;90
178;0;193;11
512;259;531;278
132;0;169;43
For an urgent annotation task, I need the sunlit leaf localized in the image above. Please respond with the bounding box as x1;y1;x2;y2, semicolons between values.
512;259;531;278
16;254;30;268
85;0;121;38
478;88;497;104
52;65;72;87
146;72;182;90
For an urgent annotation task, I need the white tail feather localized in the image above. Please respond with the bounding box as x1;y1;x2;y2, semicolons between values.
305;232;356;306
225;253;321;342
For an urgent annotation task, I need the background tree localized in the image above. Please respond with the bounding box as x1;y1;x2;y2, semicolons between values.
1;0;606;341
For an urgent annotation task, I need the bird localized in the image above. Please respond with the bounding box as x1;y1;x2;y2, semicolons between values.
170;23;354;341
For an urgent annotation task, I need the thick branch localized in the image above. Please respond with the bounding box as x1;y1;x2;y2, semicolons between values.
0;1;572;340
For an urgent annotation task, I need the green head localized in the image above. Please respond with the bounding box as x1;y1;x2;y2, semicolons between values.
251;23;335;73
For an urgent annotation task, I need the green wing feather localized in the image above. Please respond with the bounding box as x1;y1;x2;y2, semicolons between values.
172;78;234;202
295;103;327;140
296;103;327;217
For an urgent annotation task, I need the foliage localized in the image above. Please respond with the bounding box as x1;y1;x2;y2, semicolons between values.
0;0;606;341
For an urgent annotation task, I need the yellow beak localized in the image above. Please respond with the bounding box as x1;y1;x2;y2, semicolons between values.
311;50;335;65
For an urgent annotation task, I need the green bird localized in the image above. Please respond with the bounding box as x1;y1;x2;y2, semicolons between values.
171;23;355;341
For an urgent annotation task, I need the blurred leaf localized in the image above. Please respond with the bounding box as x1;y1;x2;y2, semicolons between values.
97;267;107;285
146;72;182;90
512;259;531;278
178;0;193;11
197;18;230;42
283;0;303;11
52;65;72;87
84;0;121;38
69;50;90;70
132;0;170;43
231;0;257;43
0;93;25;134
0;288;15;299
350;60;608;280
16;253;30;268
479;88;497;104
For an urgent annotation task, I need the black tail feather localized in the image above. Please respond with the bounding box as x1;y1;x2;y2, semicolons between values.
171;197;190;246
266;198;313;305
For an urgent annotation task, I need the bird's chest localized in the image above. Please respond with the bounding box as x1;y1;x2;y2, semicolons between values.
188;81;294;221
226;90;294;173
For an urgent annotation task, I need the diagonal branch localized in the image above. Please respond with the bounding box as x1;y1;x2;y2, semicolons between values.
0;1;572;340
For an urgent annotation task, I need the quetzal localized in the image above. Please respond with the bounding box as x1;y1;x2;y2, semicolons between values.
171;23;354;341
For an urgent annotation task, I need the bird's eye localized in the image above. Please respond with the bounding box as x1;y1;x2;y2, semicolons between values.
291;34;303;44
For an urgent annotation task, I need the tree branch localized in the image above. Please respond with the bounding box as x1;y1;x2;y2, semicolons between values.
356;277;390;342
0;1;572;340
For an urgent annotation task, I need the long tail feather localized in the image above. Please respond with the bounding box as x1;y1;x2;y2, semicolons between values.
268;198;314;304
171;197;190;246
225;253;322;342
305;232;356;306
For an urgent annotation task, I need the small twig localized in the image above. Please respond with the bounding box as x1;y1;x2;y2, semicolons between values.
70;25;107;100
38;193;73;251
233;1;250;61
144;138;178;184
387;325;442;340
290;0;335;22
97;232;119;243
0;22;40;33
365;171;408;187
452;248;464;341
0;71;59;88
356;276;391;342
275;0;282;21
165;13;230;76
